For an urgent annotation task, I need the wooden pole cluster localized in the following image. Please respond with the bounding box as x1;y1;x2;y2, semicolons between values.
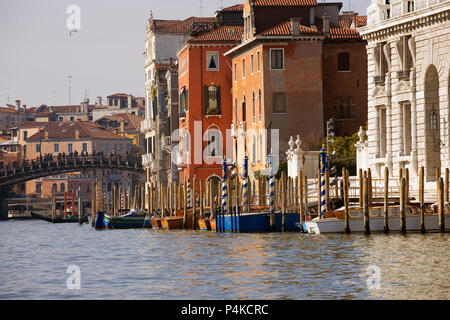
363;171;370;235
384;167;389;233
419;166;425;234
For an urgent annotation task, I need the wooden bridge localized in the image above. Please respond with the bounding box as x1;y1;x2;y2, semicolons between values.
0;153;144;220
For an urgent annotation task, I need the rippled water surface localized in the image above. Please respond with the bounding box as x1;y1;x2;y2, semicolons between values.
0;220;449;299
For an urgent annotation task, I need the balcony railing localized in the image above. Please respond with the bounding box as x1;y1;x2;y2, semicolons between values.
397;69;410;79
141;119;152;133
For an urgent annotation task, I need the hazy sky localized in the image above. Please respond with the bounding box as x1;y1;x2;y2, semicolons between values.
0;0;371;107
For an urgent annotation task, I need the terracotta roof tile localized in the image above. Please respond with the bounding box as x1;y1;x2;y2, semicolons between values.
188;25;244;42
27;121;125;141
352;15;367;28
328;26;362;40
339;15;367;29
259;21;321;36
253;0;317;6
150;17;215;34
221;4;244;11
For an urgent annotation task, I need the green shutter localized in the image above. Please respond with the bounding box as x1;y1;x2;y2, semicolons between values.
185;89;188;111
179;93;184;114
205;85;209;114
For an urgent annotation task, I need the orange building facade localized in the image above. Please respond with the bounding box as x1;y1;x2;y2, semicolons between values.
177;25;244;192
225;0;368;174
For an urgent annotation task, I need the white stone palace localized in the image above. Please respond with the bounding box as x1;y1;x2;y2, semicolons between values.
358;0;450;188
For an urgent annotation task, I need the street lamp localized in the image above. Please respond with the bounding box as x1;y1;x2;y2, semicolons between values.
326;118;335;160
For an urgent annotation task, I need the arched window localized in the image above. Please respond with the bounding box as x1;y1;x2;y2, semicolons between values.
52;183;57;194
252;91;256;123
258;89;262;122
204;126;222;160
242;95;246;122
60;183;65;193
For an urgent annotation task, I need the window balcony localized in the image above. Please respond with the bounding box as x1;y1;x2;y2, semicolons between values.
142;153;154;168
141;119;153;133
397;69;410;80
374;75;386;84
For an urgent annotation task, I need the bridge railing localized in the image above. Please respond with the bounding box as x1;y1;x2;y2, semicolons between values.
0;152;143;178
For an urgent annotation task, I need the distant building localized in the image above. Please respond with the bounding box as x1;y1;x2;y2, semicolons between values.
0;100;35;130
92;94;145;121
24;121;133;199
32;95;144;123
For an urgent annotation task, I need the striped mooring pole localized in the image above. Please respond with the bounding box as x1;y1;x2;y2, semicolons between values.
221;158;228;232
320;144;327;218
187;178;191;208
268;152;275;230
242;156;249;210
120;185;124;209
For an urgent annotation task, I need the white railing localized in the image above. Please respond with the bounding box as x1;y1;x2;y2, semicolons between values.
142;153;154;167
141;119;152;133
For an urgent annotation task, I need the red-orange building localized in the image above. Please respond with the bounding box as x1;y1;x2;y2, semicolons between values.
177;25;244;192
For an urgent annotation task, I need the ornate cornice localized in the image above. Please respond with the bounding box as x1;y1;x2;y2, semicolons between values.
360;6;450;42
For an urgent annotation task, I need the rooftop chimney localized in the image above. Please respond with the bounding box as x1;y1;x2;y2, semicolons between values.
81;98;89;113
45;131;49;140
75;130;80;139
291;18;301;36
23;104;27;113
322;16;330;36
96;96;103;105
15;100;21;112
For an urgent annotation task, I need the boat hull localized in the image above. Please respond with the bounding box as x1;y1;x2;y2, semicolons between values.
216;212;301;232
161;217;184;230
31;212;88;223
303;214;450;234
198;218;211;230
104;215;146;229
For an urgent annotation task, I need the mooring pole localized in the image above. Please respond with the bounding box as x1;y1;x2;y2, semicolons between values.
438;176;445;233
363;171;370;235
400;177;406;234
419;166;425;234
384;167;389;233
343;168;350;234
299;170;304;231
268;153;275;231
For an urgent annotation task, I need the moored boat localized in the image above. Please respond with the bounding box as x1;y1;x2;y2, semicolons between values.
216;211;301;232
302;206;450;234
104;209;148;229
31;211;88;223
161;216;184;230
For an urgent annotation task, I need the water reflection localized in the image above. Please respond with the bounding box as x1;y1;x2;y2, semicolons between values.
0;220;449;299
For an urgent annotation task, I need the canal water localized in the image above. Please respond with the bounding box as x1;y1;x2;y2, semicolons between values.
0;219;449;300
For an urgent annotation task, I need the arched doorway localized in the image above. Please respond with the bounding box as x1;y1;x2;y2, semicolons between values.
206;175;221;208
424;65;441;182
